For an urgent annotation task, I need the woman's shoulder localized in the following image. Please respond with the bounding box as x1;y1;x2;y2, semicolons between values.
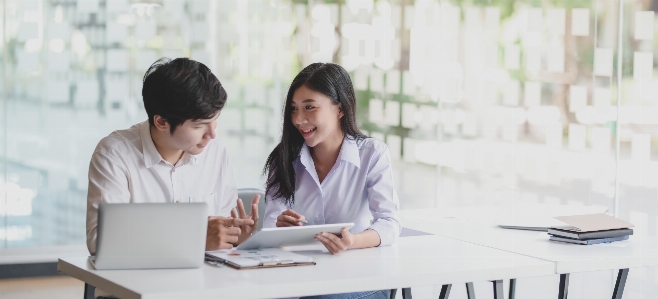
353;135;388;156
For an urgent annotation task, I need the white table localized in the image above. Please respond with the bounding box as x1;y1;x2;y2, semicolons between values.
58;235;554;299
401;205;658;299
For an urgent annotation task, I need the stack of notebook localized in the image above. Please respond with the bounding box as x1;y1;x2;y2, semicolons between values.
548;213;634;245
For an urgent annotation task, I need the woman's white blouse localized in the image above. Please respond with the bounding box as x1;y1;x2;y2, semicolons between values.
263;137;401;246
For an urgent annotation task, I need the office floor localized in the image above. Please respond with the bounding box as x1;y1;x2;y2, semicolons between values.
0;276;83;299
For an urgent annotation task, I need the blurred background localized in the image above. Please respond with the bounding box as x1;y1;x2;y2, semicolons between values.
1;0;658;298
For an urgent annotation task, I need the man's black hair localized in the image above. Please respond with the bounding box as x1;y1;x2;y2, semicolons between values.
142;57;226;134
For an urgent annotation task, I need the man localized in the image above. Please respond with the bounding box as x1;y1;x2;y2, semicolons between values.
86;57;258;258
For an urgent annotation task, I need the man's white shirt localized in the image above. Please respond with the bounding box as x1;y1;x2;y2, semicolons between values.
86;120;238;255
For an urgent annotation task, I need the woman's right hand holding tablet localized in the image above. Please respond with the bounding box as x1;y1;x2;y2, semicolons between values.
276;209;307;227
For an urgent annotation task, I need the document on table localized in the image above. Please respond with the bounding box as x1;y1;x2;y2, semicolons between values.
205;248;315;270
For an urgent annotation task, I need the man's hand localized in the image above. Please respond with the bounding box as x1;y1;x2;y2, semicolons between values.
205;216;254;250
276;209;306;227
231;194;260;245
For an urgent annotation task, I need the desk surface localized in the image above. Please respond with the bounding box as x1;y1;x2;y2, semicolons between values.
58;235;553;299
401;206;658;274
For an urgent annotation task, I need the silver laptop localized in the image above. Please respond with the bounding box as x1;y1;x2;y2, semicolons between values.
90;203;208;270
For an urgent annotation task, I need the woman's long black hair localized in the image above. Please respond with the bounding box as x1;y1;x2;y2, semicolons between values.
263;63;367;206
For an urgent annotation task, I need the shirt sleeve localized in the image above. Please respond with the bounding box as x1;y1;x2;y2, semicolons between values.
365;143;401;247
216;148;238;217
86;151;131;255
262;191;288;228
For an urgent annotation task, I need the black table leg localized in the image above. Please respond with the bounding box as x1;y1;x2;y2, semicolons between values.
509;279;517;299
612;269;629;299
466;282;475;299
401;287;412;299
439;284;452;299
84;283;95;299
492;280;503;299
558;273;569;299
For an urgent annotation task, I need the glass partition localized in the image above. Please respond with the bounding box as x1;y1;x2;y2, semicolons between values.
0;0;654;261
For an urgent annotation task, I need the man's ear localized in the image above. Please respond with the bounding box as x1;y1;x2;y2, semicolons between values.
153;115;169;132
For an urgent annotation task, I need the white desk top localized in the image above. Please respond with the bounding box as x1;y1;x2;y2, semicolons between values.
58;235;553;299
401;206;658;274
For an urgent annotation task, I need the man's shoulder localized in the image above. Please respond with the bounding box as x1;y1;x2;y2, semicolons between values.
94;122;144;157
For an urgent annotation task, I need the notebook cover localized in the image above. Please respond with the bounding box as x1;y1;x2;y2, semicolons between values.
553;213;634;232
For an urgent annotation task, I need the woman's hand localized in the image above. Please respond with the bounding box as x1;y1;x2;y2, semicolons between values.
276;209;306;227
315;227;354;255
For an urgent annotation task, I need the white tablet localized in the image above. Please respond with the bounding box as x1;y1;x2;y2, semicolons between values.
237;223;355;250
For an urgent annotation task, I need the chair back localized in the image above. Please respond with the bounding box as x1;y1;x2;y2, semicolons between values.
237;188;266;231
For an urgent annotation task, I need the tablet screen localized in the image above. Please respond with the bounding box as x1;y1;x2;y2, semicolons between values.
237;223;355;250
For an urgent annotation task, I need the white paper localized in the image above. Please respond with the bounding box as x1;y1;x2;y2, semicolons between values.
462;112;478;137
48;51;70;72
591;127;611;153
244;83;266;106
244;108;266;134
106;49;129;72
528;8;543;32
403;71;416;96
632;133;651;161
635;11;655;40
569;85;588;112
369;98;384;125
76;0;99;13
547;9;566;35
47;81;69;104
135;21;157;41
568;124;586;152
386;70;401;94
485;7;500;37
17;22;38;42
106;23;128;44
385;101;401;126
401;103;417;129
524;81;541;107
386;135;402;160
75;80;99;107
593;87;612;111
504;45;520;70
354;67;369;91
525;48;541;72
503;80;520;106
633;51;653;82
547;46;565;73
545;125;562;148
105;78;129;102
192;21;209;43
571;8;590;36
106;0;129;13
136;50;157;72
403;138;417;163
404;6;415;30
594;48;613;77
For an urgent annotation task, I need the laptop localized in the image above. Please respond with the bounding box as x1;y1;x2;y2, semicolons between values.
90;203;208;270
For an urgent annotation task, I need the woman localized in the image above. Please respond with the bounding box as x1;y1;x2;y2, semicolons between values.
262;63;400;299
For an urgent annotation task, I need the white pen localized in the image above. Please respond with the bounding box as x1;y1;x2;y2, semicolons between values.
299;219;308;224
